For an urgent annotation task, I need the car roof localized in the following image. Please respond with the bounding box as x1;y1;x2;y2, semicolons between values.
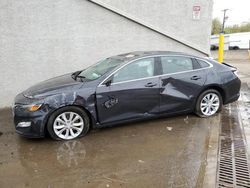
111;51;205;62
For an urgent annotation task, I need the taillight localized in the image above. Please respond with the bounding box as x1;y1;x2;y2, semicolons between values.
232;69;238;77
222;63;238;77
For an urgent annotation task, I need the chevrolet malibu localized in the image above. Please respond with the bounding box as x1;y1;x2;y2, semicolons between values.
13;51;241;140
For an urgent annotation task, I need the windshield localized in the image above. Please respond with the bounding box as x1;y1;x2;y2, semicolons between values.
78;58;123;81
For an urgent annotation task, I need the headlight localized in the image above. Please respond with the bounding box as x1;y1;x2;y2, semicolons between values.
23;104;43;112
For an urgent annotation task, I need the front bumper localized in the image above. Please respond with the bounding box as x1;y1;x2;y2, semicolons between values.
13;94;48;138
14;114;45;138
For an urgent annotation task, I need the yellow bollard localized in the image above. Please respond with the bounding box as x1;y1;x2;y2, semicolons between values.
218;34;224;63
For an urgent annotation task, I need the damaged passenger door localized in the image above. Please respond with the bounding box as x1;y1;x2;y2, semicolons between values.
96;57;160;124
159;56;207;114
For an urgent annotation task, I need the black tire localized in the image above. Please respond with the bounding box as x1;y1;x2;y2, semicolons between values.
47;106;90;141
233;46;239;50
195;89;222;118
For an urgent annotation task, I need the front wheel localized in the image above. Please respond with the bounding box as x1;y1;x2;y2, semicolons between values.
47;106;90;141
195;89;222;117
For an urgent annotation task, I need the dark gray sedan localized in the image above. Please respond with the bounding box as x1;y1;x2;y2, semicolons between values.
13;51;241;140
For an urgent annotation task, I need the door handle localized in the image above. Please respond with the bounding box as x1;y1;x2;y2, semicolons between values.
145;82;157;87
190;76;201;80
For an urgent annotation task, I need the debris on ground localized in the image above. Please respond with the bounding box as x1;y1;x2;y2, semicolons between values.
138;160;145;163
184;116;189;124
103;175;127;183
166;127;173;131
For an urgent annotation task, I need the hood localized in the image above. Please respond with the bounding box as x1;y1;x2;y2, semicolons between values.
23;73;82;98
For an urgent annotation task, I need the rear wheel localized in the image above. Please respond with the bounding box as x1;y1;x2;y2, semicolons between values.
47;106;90;140
233;46;239;50
195;89;222;117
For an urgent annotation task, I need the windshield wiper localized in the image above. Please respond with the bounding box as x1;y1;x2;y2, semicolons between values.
71;71;82;80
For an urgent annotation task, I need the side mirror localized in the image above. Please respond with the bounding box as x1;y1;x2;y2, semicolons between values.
105;79;112;87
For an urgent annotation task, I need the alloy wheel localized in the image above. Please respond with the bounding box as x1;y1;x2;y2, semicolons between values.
200;93;220;116
53;112;84;140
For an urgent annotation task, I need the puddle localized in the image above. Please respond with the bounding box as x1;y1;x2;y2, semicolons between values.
0;108;219;187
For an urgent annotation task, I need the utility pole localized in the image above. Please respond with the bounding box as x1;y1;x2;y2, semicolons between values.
218;9;229;63
221;9;229;33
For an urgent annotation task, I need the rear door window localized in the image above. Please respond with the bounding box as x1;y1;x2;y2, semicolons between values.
196;59;210;68
160;56;194;74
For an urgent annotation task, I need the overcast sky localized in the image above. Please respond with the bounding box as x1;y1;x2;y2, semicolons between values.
213;0;250;25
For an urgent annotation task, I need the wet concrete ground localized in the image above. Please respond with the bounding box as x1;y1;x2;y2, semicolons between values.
0;108;220;188
238;83;250;157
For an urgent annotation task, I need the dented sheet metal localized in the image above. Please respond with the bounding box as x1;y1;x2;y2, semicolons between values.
159;70;206;113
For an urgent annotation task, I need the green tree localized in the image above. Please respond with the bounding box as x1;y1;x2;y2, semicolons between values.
240;23;250;32
225;24;240;34
211;18;222;35
211;18;250;34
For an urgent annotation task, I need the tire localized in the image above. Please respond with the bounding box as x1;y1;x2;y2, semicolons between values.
195;89;222;118
47;106;90;140
233;46;239;50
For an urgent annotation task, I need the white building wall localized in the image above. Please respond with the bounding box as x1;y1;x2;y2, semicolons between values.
0;0;213;107
100;0;213;53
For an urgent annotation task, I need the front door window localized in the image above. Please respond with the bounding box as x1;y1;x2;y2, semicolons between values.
112;58;155;83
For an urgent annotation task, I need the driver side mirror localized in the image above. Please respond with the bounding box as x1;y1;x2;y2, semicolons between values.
104;78;112;87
